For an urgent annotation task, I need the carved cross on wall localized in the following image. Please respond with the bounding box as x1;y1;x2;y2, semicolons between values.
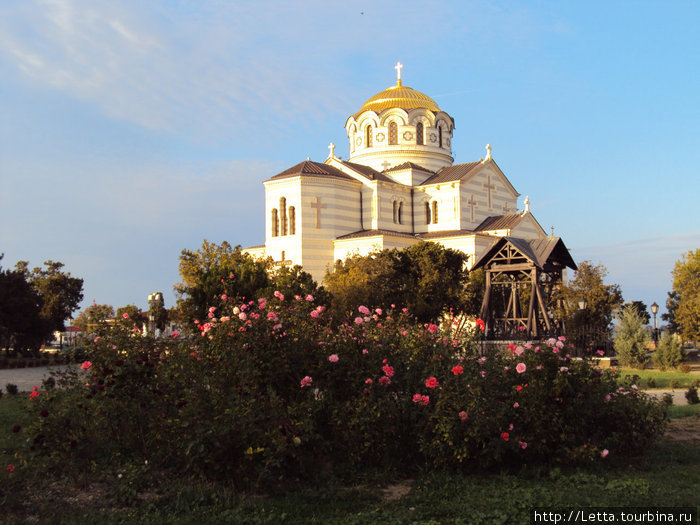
467;194;477;222
381;160;391;170
483;175;496;209
310;196;326;229
502;201;512;213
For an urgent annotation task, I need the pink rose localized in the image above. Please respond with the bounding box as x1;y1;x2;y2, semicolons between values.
516;363;526;374
451;365;464;376
354;317;363;324
425;377;439;389
601;449;609;458
459;411;468;422
310;310;319;319
300;376;313;388
80;361;92;371
328;354;339;363
382;364;394;377
358;305;370;315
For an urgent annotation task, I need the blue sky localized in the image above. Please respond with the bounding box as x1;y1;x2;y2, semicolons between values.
1;0;698;317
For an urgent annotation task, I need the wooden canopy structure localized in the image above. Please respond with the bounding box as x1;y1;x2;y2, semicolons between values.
473;237;577;340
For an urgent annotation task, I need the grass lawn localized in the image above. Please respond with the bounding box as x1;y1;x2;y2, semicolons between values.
617;367;700;389
1;395;699;524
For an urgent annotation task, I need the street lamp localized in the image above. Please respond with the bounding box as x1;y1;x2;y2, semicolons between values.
575;297;588;357
650;302;659;343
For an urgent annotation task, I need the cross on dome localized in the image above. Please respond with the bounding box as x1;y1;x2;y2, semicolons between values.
328;142;336;158
395;61;403;86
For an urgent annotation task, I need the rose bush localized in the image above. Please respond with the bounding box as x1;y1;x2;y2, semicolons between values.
23;297;667;488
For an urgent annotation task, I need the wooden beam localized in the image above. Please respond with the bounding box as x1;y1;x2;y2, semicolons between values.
527;269;537;337
489;263;536;272
534;280;552;333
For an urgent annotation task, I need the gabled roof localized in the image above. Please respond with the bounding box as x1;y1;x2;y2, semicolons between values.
472;237;577;271
335;229;418;241
474;213;524;232
339;161;395;182
267;160;356;182
421;161;481;185
384;161;434;174
418;229;477;239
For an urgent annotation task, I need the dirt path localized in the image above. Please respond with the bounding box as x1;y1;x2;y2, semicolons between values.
664;416;700;441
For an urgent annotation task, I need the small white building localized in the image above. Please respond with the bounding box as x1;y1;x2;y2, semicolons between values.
245;64;548;282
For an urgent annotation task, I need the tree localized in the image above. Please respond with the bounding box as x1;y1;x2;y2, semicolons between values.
553;261;624;338
73;303;115;332
0;260;43;355
263;265;330;306
652;331;684;371
0;256;83;353
628;300;650;325
17;260;84;335
661;290;680;333
670;249;700;342
147;292;168;334
614;304;650;369
175;240;272;327
324;242;469;323
116;304;144;331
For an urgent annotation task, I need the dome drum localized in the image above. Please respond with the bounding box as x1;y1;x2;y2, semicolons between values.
345;70;455;173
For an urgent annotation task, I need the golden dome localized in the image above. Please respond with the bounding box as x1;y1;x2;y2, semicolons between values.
356;83;440;116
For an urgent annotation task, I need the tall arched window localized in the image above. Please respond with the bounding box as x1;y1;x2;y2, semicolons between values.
438;126;443;148
366;125;373;147
289;206;295;235
432;201;438;224
397;201;403;224
392;200;398;223
271;209;279;237
388;121;398;145
280;197;287;235
416;122;424;145
425;202;431;224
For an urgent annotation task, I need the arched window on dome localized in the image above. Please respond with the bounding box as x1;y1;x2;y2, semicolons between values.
366;125;373;147
432;201;438;224
425;202;431;224
416;122;424;145
280;197;287;236
388;121;398;145
289;206;296;235
438;126;443;148
271;209;279;237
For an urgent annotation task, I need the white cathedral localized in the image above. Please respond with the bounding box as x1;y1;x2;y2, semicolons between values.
244;63;548;283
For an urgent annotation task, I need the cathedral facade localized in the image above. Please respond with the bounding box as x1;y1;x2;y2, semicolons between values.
245;64;548;283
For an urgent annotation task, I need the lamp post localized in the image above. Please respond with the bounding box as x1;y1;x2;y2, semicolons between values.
576;297;588;357
650;301;659;344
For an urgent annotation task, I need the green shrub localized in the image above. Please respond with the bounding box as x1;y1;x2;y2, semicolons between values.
19;296;668;489
5;384;18;395
652;332;685;370
685;387;699;405
614;306;649;368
